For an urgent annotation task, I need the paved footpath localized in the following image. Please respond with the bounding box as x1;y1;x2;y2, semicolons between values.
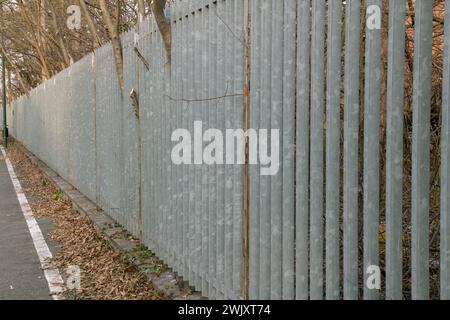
0;147;63;300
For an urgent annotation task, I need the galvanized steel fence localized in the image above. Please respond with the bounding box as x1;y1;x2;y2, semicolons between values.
8;0;450;300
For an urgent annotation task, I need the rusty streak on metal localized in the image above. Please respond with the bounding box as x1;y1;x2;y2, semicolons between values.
242;0;251;301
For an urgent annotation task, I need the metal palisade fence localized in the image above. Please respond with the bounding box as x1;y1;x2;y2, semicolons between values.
9;0;450;300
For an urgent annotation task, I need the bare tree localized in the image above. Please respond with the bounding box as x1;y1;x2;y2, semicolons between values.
78;0;102;48
137;0;145;23
150;0;171;65
99;0;124;91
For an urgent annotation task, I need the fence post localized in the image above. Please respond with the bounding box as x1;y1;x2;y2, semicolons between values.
296;0;311;300
242;0;251;301
386;0;406;300
325;0;343;301
411;0;433;300
310;0;326;300
343;0;361;300
2;56;7;147
363;0;382;301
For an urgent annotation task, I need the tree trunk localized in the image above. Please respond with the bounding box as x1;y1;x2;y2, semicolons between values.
99;0;124;92
49;1;72;67
137;0;146;23
150;0;171;65
79;0;102;48
17;0;51;79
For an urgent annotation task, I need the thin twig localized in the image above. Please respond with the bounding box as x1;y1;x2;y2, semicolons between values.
164;93;242;103
164;84;242;103
214;12;244;45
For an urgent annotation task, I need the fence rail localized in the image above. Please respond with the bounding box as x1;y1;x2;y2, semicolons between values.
8;0;450;300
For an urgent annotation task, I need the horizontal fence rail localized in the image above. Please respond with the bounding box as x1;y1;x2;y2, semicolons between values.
8;0;450;300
